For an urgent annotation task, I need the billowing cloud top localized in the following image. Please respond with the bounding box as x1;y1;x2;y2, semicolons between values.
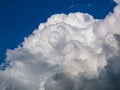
0;0;120;90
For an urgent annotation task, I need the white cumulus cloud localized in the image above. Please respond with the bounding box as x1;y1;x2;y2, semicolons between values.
0;0;120;90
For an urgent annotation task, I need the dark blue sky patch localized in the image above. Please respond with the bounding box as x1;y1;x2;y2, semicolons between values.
0;0;117;63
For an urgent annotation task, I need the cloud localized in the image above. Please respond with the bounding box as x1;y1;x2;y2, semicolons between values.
0;0;120;90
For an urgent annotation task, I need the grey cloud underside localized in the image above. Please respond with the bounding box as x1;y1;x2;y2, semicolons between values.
45;33;120;90
0;0;120;90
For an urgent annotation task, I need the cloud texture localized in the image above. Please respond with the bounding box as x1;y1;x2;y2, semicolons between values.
0;0;120;90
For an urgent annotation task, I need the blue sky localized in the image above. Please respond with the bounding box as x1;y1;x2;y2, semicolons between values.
0;0;116;63
1;0;120;89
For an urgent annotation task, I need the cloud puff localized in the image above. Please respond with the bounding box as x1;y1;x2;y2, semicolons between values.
0;0;120;90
